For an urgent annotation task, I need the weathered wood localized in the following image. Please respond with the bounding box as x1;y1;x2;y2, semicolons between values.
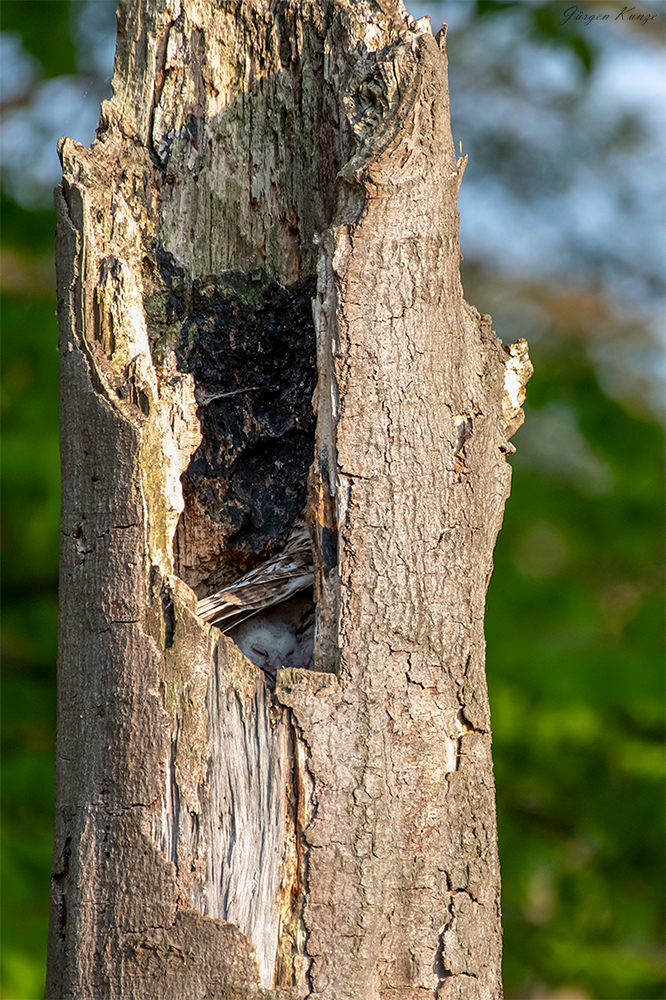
47;1;531;997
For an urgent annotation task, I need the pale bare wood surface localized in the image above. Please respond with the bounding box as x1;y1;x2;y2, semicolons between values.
47;2;530;997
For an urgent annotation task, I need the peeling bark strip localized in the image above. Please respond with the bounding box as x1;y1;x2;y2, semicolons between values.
47;2;531;998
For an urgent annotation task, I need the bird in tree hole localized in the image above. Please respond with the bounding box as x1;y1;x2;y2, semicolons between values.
197;520;314;688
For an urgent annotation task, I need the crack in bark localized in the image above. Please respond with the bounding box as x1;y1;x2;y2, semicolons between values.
50;3;511;995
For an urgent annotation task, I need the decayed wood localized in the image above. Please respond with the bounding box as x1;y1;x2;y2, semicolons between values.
47;1;531;998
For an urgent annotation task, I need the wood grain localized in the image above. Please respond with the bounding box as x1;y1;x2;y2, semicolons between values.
47;2;530;997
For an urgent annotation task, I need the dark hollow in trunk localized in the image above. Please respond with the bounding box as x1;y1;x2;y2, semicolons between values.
47;2;531;996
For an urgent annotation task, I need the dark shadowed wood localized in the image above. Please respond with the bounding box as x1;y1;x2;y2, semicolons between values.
47;1;531;998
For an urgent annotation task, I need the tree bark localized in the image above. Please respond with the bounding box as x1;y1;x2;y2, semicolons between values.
46;1;531;998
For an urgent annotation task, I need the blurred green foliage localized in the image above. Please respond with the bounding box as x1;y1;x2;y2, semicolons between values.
1;2;664;1000
0;1;76;79
475;0;595;71
487;331;665;999
1;202;59;998
0;4;81;994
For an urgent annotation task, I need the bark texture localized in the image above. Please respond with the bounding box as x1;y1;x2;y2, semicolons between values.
47;1;531;998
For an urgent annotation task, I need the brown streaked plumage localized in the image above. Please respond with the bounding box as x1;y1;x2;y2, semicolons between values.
196;520;313;632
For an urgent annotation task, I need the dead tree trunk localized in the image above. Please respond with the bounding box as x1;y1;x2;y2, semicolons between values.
46;1;531;997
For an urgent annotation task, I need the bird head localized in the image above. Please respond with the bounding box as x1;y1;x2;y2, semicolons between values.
231;620;300;687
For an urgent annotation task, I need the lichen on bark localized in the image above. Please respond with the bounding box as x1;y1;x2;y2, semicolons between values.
48;2;530;998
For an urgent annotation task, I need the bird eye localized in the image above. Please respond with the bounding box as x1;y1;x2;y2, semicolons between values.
252;646;269;658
